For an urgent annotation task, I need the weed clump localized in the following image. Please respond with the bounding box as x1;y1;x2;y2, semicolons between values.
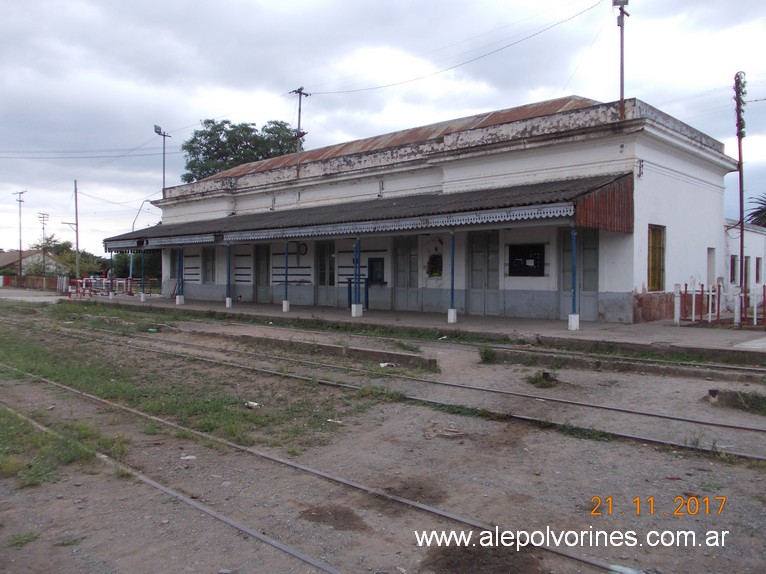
478;346;498;364
525;371;558;388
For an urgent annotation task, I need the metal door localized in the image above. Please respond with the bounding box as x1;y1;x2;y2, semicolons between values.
316;241;336;306
394;236;420;310
467;231;500;315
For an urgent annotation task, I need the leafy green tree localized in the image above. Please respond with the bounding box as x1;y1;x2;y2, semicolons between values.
181;119;297;183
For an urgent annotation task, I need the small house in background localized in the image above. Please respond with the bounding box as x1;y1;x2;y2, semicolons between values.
104;96;737;323
0;250;41;285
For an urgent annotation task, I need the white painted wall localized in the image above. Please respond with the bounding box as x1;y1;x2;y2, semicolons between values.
632;135;727;294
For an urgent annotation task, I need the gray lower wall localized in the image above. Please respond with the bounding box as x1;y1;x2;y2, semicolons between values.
503;290;559;319
181;281;633;323
599;291;634;323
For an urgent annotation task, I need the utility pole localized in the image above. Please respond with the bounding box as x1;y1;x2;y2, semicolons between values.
613;0;630;120
13;190;26;287
154;125;171;191
291;86;310;177
63;180;81;280
734;71;747;326
38;212;49;291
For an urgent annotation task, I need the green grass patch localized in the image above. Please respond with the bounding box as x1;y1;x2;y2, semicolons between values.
54;535;87;547
558;423;612;442
6;532;39;549
478;346;498;364
733;391;766;416
0;408;129;487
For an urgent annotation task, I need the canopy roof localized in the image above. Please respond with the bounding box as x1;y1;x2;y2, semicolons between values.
105;173;632;251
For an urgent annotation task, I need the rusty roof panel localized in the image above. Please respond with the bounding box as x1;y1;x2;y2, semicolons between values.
205;96;600;181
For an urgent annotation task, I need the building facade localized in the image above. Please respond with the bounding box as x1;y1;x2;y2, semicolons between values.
104;96;737;323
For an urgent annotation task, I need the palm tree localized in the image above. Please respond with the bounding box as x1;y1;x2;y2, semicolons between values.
746;196;766;227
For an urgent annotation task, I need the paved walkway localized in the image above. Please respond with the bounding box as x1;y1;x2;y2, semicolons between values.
4;288;766;356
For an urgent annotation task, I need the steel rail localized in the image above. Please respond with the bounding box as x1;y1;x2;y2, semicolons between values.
2;316;765;435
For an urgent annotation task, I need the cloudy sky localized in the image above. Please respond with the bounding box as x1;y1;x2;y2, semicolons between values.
1;0;764;256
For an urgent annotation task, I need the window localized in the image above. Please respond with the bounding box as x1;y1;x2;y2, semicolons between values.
757;258;762;284
647;225;665;292
367;258;385;284
202;247;216;284
730;255;738;284
509;244;545;277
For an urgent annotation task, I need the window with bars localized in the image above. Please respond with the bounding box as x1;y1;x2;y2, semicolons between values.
647;225;665;292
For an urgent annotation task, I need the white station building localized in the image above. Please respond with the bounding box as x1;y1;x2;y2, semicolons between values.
104;96;739;324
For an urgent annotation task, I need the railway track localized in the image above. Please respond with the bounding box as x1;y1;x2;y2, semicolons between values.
2;313;765;461
1;303;765;572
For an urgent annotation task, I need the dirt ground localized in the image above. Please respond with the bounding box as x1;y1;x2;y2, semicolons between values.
1;305;765;574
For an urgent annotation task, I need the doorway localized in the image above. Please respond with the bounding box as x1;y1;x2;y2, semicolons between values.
254;244;271;303
394;236;420;310
559;228;598;320
467;231;500;315
316;241;335;306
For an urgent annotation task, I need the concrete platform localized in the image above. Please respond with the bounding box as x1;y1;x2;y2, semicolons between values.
3;288;764;359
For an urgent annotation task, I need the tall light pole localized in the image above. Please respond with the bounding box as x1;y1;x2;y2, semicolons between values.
613;0;630;120
13;190;25;286
154;125;171;190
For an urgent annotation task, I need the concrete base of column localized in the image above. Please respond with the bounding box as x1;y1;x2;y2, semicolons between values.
282;300;290;312
447;308;457;324
351;304;363;318
568;313;580;331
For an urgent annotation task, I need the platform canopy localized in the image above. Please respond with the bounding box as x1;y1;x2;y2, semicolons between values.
104;173;632;252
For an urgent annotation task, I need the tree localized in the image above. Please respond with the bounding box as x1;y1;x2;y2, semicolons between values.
746;195;766;227
27;234;108;277
181;119;298;183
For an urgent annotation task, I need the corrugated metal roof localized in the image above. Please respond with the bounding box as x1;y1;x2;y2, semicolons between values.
206;96;599;181
105;173;629;249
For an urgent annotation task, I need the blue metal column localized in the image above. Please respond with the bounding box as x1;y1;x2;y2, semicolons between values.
570;226;578;315
283;241;289;310
447;231;458;323
450;231;456;309
354;238;361;306
178;248;184;298
226;244;232;306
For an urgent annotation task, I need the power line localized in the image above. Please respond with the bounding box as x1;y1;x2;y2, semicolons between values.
0;150;184;160
311;0;605;96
